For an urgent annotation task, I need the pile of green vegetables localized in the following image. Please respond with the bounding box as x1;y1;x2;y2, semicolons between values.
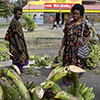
86;27;100;69
29;54;53;68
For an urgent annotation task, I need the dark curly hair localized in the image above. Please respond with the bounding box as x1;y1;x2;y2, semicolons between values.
71;4;84;16
13;6;22;14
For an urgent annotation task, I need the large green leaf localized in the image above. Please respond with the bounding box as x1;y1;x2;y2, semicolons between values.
0;0;13;18
22;13;37;31
0;44;13;56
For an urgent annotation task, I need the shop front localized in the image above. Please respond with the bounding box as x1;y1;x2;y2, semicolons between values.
23;0;100;24
23;0;82;24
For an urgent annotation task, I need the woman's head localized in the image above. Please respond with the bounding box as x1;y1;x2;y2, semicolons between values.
71;4;84;21
13;6;22;20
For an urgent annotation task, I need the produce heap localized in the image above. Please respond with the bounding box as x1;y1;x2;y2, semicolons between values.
29;54;53;68
86;26;100;69
0;65;95;100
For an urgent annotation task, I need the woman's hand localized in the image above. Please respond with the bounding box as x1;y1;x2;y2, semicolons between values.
79;41;85;46
18;46;23;53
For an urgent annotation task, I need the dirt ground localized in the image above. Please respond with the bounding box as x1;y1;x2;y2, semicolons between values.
0;23;100;100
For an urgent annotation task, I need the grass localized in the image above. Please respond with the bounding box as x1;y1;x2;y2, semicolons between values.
24;28;63;49
0;25;63;49
0;23;10;27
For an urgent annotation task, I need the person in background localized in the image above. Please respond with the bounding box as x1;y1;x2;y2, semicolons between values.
51;17;58;30
7;6;29;74
91;20;95;27
59;17;62;27
58;4;91;87
85;16;88;23
50;15;53;24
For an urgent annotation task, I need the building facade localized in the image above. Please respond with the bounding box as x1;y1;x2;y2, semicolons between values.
23;0;100;24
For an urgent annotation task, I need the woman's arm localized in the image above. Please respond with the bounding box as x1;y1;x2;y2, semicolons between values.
14;34;23;53
79;24;91;46
79;34;90;46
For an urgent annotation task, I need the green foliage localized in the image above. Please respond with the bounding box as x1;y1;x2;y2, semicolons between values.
22;13;37;31
86;27;100;69
11;0;28;7
67;83;95;100
0;0;13;19
29;54;53;68
0;43;11;61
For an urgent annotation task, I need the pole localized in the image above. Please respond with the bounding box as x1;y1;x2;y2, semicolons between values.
59;4;64;35
59;4;62;23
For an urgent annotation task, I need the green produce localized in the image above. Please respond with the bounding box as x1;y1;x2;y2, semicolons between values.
54;91;79;100
25;80;36;92
0;77;19;100
0;85;4;100
10;65;21;75
46;66;63;81
42;81;62;92
89;26;96;38
67;83;95;100
29;54;53;68
0;68;31;100
31;86;44;100
44;90;79;100
51;62;62;69
54;54;63;63
50;67;68;83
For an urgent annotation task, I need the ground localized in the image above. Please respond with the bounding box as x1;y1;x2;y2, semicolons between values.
0;23;100;100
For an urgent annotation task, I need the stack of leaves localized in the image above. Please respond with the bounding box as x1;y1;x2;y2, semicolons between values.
0;44;12;62
29;54;53;68
67;83;95;100
0;51;10;61
86;44;100;69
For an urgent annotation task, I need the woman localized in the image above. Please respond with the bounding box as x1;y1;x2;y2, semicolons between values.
8;6;29;73
58;4;90;83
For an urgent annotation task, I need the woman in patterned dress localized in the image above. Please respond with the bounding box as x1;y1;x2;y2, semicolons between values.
8;6;29;73
58;4;91;83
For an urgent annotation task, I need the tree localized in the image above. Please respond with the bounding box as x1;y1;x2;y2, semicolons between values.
17;0;28;7
0;0;13;19
22;13;37;31
10;0;28;7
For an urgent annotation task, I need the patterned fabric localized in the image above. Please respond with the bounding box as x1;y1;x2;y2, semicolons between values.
63;21;91;68
9;18;29;65
5;27;11;41
77;43;89;59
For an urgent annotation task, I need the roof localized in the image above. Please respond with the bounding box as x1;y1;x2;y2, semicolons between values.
84;5;100;10
23;4;44;10
23;4;100;10
82;0;96;2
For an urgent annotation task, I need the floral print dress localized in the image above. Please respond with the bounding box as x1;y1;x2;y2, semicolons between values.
63;21;91;69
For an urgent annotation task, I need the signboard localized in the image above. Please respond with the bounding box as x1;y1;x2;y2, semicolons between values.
28;0;82;4
44;3;74;9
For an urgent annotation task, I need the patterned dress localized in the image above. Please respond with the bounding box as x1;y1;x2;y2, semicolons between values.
63;21;91;69
9;18;29;65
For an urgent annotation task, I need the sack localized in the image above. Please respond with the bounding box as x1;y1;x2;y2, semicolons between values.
5;27;10;41
77;43;89;59
77;22;89;59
